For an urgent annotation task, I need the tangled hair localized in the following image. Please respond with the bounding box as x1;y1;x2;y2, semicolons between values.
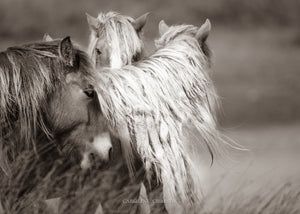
87;11;148;68
94;20;224;211
0;39;93;175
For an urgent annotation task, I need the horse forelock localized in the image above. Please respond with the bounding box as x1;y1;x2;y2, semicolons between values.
0;41;93;174
88;11;143;68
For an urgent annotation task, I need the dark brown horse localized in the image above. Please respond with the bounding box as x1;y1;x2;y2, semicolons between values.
0;37;113;213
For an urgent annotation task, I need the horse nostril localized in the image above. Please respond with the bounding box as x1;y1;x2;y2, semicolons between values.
108;147;113;160
89;153;96;161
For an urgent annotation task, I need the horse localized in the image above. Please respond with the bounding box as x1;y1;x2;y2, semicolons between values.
93;19;226;213
0;36;113;213
86;11;149;69
85;11;165;214
85;11;149;171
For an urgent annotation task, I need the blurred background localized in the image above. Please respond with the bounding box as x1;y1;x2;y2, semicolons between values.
0;0;299;212
1;0;300;126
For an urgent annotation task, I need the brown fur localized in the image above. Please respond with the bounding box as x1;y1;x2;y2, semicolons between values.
0;38;101;212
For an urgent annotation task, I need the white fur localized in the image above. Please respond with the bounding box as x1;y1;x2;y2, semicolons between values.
93;132;112;159
80;132;112;169
87;11;144;68
94;23;225;212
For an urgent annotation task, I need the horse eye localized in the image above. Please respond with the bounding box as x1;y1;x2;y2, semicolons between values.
96;48;102;55
84;90;95;98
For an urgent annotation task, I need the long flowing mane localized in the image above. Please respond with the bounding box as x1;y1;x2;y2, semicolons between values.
87;11;145;67
94;22;224;210
0;40;93;175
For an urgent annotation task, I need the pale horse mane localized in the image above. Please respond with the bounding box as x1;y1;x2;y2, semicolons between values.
87;11;146;68
94;20;228;211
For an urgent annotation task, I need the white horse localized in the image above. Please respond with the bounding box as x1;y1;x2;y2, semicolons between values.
84;11;166;214
94;19;227;213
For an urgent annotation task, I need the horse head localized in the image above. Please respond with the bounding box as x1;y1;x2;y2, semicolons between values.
0;35;114;185
86;11;149;69
41;34;114;169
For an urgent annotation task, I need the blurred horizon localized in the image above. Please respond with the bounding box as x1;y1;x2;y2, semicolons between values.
1;0;300;126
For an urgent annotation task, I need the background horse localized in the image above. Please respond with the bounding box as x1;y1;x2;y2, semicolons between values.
0;37;112;213
86;11;149;69
93;19;225;213
85;11;163;214
85;11;149;170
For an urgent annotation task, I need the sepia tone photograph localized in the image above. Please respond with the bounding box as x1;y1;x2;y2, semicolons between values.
0;0;299;213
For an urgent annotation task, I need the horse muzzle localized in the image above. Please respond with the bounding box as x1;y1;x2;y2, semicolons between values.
80;132;113;170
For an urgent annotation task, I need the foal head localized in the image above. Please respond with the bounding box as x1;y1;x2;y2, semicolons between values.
86;11;149;69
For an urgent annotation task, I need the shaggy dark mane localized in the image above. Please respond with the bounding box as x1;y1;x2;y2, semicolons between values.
0;40;93;175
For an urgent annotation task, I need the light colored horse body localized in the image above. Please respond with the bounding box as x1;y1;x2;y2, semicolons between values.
94;19;224;213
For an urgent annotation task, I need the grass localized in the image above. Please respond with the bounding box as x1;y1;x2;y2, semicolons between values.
199;180;300;214
1;124;300;213
197;123;300;214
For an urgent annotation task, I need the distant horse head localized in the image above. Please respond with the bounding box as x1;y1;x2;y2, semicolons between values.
93;19;227;212
0;36;112;178
86;11;149;69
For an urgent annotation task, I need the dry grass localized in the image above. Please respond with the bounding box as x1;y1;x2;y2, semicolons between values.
199;179;300;214
1;164;299;214
1;124;300;213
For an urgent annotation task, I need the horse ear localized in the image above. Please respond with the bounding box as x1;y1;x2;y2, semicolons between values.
133;12;150;34
196;19;211;43
43;33;53;42
59;36;75;67
158;20;169;36
86;13;98;32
